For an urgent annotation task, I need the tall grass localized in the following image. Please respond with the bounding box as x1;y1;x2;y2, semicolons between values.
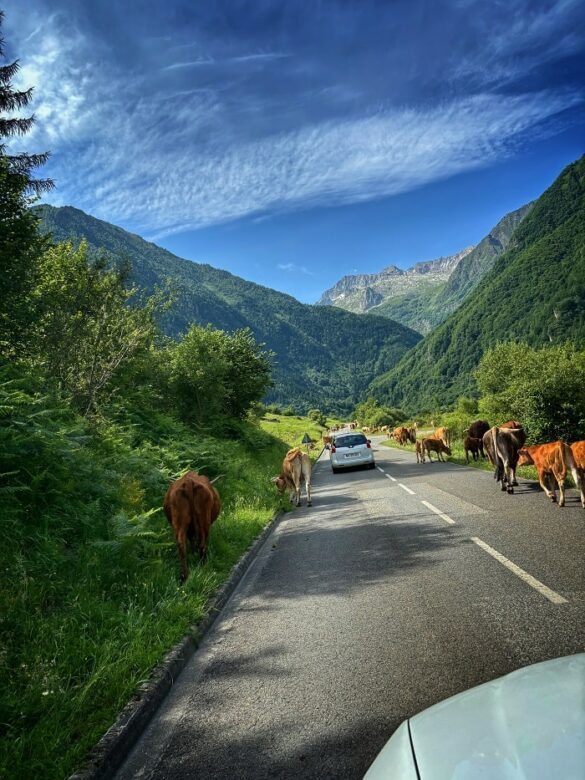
0;371;290;779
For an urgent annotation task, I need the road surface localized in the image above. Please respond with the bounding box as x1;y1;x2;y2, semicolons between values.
115;437;585;779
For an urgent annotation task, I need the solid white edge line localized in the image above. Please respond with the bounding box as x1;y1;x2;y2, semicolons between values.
420;499;456;525
471;537;568;605
399;483;415;495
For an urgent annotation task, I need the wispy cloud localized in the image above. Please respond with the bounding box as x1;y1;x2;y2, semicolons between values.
277;262;314;275
10;0;584;238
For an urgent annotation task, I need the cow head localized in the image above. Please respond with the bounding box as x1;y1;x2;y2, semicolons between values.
271;475;288;494
517;448;534;466
441;443;452;456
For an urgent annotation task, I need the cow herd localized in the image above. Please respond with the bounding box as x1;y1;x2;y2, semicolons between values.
387;417;585;507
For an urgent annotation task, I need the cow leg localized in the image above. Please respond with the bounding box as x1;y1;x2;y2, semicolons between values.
306;479;312;507
539;471;556;502
570;467;585;508
556;472;566;507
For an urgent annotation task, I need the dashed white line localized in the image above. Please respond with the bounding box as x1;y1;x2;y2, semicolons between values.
376;466;385;473
421;499;456;525
399;483;415;495
471;537;568;605
385;474;397;482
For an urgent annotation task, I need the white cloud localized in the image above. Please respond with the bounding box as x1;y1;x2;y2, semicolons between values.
11;3;584;238
277;262;314;276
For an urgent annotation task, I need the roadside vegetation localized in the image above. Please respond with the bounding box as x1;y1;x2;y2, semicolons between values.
259;408;341;461
0;19;331;776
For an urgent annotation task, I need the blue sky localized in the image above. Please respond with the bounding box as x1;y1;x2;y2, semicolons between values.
6;0;584;302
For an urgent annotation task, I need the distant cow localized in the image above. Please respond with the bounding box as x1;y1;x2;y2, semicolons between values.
423;437;451;462
434;427;451;447
464;436;482;463
483;425;526;493
164;472;221;582
570;441;585;508
415;440;426;463
272;447;312;507
407;425;417;444
465;420;490;442
518;441;577;507
393;426;409;445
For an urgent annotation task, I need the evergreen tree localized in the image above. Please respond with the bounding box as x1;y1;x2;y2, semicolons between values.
0;10;52;193
0;10;52;357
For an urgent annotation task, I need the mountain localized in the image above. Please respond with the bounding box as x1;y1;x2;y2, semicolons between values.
370;203;533;333
318;247;473;316
33;205;421;414
369;156;585;412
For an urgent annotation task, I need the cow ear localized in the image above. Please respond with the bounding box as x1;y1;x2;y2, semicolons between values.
270;476;279;483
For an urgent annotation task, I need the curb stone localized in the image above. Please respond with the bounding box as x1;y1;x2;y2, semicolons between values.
69;509;284;780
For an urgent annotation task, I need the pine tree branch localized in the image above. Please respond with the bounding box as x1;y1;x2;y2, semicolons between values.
0;85;33;110
0;115;34;137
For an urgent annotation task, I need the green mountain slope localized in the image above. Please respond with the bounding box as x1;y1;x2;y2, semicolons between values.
370;156;585;412
370;202;533;333
33;205;421;413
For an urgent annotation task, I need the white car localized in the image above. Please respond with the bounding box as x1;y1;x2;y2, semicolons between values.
330;433;375;473
364;653;585;779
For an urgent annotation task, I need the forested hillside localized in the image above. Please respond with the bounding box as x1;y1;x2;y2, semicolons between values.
370;156;585;412
34;205;420;413
369;202;532;333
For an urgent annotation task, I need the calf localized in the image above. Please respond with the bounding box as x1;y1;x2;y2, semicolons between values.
272;447;312;507
415;439;426;463
164;472;221;582
570;441;585;508
464;436;482;463
483;425;526;494
423;437;452;462
517;441;576;507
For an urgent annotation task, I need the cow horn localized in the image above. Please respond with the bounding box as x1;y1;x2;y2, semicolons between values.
209;474;225;485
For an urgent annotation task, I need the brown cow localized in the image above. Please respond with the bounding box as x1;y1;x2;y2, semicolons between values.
434;427;451;447
423;437;452;462
483;425;526;493
464;436;482;463
164;472;221;582
415;439;426;463
393;426;409;445
407;425;417;444
465;420;490;441
272;447;312;507
518;441;577;507
570;441;585;508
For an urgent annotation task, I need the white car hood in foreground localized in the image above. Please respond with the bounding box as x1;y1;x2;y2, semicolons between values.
365;654;585;780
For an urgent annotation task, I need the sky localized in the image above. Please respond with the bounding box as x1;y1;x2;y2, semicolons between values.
6;0;584;302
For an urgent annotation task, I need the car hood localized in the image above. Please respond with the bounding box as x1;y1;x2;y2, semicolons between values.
365;654;585;780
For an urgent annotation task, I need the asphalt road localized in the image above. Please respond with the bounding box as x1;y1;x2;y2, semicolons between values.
115;437;585;780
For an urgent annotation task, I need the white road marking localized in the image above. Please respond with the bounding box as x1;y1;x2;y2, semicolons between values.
471;537;568;605
399;483;415;495
421;500;456;525
385;474;397;482
376;466;385;473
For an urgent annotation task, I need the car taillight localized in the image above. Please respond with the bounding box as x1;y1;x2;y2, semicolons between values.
331;446;336;453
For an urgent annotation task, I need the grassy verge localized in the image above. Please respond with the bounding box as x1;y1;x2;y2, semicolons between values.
0;391;322;779
259;413;340;462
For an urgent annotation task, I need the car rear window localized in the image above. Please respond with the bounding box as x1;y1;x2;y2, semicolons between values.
335;434;367;447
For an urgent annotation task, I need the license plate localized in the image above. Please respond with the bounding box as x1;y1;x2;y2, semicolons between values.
345;452;360;458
